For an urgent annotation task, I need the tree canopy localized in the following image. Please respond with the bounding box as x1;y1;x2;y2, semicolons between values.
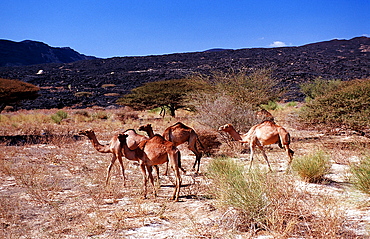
0;78;40;113
117;78;209;117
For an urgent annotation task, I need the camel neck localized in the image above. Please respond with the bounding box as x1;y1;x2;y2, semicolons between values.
88;135;107;152
147;129;155;138
228;128;243;141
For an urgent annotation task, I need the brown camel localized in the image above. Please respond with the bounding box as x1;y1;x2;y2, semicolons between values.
162;122;204;173
79;129;127;186
80;129;160;184
139;123;186;174
123;129;149;149
218;120;294;171
118;133;182;201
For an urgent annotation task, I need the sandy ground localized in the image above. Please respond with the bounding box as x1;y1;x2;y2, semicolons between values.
1;125;370;238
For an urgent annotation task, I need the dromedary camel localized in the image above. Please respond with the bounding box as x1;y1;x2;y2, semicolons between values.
79;129;127;186
118;133;182;201
218;120;294;171
138;123;186;174
79;129;160;185
162;122;204;173
123;129;160;178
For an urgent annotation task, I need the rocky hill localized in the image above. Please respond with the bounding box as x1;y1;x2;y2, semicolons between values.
0;40;96;67
0;36;369;110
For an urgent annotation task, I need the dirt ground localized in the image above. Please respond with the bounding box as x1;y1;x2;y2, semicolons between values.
1;110;370;238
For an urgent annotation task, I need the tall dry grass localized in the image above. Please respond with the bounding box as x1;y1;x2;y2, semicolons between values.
207;156;347;238
0;107;368;238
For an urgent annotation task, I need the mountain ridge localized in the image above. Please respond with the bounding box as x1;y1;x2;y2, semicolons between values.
0;36;369;110
0;39;97;67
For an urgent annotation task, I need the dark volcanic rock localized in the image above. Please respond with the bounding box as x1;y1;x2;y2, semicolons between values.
0;39;96;67
0;37;369;110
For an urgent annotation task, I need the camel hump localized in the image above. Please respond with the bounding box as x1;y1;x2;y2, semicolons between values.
174;122;191;129
123;129;137;135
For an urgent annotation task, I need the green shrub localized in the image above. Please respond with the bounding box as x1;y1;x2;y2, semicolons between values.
92;111;109;120
350;156;370;195
291;150;331;183
299;79;370;130
260;101;281;111
51;110;68;124
300;77;342;101
207;157;269;223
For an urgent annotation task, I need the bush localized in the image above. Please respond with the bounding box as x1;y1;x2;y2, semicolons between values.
192;68;280;131
300;77;342;101
299;79;370;130
51;110;68;124
350;156;370;195
207;157;271;225
291;150;331;183
0;78;39;113
194;94;258;131
206;156;344;236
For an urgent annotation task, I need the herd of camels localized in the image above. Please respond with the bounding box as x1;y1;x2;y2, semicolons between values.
79;110;294;202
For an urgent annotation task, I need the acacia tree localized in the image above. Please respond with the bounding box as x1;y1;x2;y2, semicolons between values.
117;78;209;117
0;78;40;113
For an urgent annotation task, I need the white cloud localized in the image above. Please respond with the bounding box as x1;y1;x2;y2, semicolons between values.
269;41;287;47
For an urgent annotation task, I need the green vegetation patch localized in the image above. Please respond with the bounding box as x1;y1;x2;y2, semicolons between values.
299;78;370;130
291;149;331;183
350;156;370;195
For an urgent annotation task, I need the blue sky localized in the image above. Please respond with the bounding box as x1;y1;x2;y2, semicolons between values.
1;0;369;58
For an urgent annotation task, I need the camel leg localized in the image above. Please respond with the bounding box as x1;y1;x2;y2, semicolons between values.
285;146;294;172
192;151;202;174
169;152;182;201
188;136;202;173
249;144;255;171
154;165;160;181
106;155;117;185
258;145;272;172
117;154;126;186
146;165;157;197
139;163;148;199
164;162;169;176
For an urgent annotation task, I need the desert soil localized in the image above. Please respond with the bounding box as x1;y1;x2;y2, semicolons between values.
1;112;370;238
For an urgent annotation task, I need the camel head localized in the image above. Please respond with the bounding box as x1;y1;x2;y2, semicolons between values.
218;124;234;132
78;129;95;138
138;124;152;132
117;133;128;144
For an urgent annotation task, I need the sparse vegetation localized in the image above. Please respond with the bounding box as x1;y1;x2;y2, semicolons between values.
300;77;342;101
291;149;331;183
207;156;346;237
0;78;369;237
350;156;370;195
0;78;39;113
117;78;209;117
299;78;370;131
51;110;68;124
